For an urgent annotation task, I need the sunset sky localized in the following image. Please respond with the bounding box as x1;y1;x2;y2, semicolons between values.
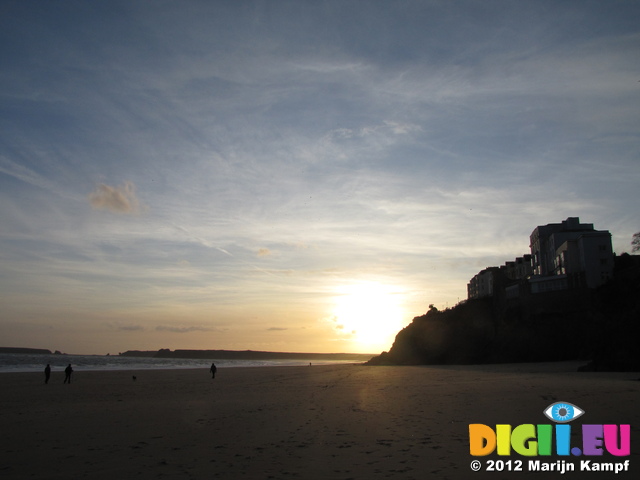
1;1;639;355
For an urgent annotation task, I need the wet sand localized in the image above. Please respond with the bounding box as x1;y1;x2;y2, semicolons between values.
1;362;638;479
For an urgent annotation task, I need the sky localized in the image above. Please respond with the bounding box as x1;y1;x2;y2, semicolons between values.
1;0;639;355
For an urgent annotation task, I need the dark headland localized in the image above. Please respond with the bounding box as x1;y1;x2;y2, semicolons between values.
0;347;52;355
368;253;640;371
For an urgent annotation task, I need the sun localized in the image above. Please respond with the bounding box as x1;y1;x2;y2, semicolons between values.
330;282;407;352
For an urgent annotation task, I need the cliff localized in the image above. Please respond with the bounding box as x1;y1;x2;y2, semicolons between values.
368;255;640;371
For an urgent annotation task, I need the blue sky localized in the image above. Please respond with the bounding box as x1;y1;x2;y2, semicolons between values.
1;0;639;354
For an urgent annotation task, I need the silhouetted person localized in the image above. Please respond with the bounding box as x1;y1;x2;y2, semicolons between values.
210;363;217;379
63;364;73;384
44;364;51;384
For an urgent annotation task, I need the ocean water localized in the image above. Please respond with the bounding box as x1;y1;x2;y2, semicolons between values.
0;353;360;373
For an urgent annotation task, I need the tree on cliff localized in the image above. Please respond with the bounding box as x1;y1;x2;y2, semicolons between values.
632;232;640;253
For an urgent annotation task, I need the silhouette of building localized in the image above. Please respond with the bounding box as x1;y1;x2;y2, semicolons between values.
467;255;532;300
503;254;533;281
467;217;613;300
529;217;613;291
467;267;500;300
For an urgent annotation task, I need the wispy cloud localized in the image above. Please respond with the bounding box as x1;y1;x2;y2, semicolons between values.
0;155;77;201
156;325;214;333
108;323;145;332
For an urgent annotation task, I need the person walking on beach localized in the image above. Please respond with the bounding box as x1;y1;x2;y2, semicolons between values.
44;364;51;384
210;362;217;379
63;364;73;384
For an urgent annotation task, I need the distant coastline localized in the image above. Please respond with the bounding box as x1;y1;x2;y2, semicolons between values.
0;347;53;355
120;349;375;362
0;346;374;362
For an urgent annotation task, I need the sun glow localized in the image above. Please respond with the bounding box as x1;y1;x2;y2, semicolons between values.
330;282;407;353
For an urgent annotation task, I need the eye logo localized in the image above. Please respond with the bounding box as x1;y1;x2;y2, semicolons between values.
543;402;585;423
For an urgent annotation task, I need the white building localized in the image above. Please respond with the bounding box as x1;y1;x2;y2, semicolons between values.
553;232;613;288
467;267;498;300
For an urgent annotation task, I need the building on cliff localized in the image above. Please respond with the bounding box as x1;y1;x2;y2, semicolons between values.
467;267;498;300
467;217;613;301
530;217;613;280
467;254;532;299
467;255;532;300
529;217;613;291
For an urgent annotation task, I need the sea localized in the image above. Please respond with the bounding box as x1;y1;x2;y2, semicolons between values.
0;353;362;373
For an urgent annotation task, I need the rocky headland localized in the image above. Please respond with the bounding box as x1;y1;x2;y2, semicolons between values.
368;254;640;371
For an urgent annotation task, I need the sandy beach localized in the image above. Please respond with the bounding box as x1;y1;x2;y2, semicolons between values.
1;362;638;479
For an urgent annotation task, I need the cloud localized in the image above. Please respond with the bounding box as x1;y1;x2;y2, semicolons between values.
107;322;145;331
257;248;272;257
322;121;421;143
0;155;75;200
0;156;52;191
89;182;141;214
156;325;213;333
119;325;144;331
267;327;287;331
